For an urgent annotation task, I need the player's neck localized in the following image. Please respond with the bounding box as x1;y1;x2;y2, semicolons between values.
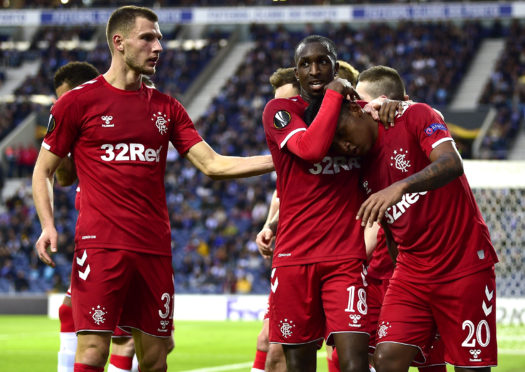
103;63;142;91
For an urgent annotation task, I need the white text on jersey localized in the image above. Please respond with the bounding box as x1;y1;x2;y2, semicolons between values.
100;143;162;163
384;191;428;224
309;156;360;175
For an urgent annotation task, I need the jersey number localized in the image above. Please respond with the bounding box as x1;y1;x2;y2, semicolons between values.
158;292;171;319
462;320;490;348
345;286;367;314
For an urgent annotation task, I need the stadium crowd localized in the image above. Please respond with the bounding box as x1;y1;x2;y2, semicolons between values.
0;19;523;298
479;19;525;159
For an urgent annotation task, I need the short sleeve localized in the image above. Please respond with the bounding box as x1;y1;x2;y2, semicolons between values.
262;98;307;150
406;103;453;158
42;94;82;158
169;98;203;155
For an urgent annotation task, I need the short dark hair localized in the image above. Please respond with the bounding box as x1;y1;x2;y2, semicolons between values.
269;67;299;92
357;65;406;100
106;5;158;54
294;35;337;65
53;61;99;91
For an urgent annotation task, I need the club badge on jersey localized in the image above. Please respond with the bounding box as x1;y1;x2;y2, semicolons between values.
273;110;291;129
47;114;56;134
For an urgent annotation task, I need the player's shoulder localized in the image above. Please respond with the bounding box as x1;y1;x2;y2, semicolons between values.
403;102;435;117
53;75;103;111
267;95;304;108
147;85;181;108
263;96;305;120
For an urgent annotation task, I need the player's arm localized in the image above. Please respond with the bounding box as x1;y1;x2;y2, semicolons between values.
364;98;444;127
364;222;380;259
55;156;77;187
32;147;64;267
357;140;463;227
256;190;279;259
381;223;398;265
363;97;406;128
285;78;354;162
185;140;274;180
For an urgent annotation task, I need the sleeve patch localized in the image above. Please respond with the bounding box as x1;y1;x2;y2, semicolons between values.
273;110;291;129
47;114;56;134
424;123;447;136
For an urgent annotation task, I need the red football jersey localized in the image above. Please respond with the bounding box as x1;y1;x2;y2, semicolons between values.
263;94;366;267
361;103;498;282
43;76;203;256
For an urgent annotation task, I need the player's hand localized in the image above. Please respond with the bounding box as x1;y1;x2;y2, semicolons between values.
363;97;403;128
325;77;360;101
35;227;58;267
356;182;406;227
256;227;275;259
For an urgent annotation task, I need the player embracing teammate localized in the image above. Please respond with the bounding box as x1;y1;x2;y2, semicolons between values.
259;36;498;372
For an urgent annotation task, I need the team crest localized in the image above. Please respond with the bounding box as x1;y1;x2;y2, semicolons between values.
377;321;391;339
273;110;291;129
47;114;56;134
390;148;411;173
152;112;169;135
279;319;295;338
89;305;107;325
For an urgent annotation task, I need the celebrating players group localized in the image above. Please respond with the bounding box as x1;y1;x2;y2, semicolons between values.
32;5;498;372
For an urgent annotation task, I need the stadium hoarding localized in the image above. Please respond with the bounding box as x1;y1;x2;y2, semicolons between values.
48;293;525;325
352;3;512;21
0;2;519;26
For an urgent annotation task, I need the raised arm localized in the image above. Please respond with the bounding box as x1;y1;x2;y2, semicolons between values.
285;79;353;162
32;147;64;267
357;140;463;227
185;141;274;180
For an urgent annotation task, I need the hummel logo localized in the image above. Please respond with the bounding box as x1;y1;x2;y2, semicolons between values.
485;286;494;301
79;265;91;280
101;115;114;127
271;277;279;293
482;301;492;316
76;250;87;266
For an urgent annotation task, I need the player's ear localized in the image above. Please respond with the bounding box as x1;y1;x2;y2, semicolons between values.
114;34;124;52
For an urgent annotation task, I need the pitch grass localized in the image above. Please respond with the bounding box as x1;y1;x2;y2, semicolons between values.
0;316;524;371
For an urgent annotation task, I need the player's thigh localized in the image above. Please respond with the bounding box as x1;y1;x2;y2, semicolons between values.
432;267;497;367
376;278;436;364
76;331;112;364
256;318;270;351
321;259;369;346
269;264;324;345
120;252;174;337
374;341;419;370
132;329;170;367
72;248;132;332
111;334;135;357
